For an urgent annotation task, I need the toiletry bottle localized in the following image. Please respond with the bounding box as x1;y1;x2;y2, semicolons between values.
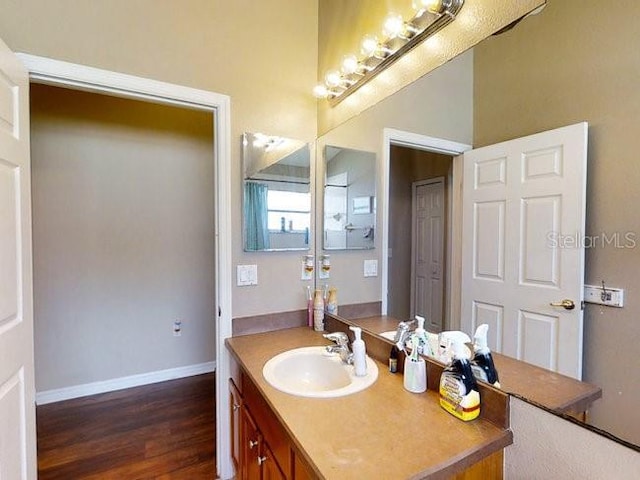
326;287;338;314
389;344;399;373
414;315;431;356
439;338;480;421
305;286;313;328
313;289;325;332
471;324;500;387
349;326;367;377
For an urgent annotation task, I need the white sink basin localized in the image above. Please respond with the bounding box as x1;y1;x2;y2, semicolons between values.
262;346;378;398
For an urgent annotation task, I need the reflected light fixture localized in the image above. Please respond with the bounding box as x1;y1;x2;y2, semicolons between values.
314;0;464;106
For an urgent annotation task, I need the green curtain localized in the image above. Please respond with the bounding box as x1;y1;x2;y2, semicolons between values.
244;182;270;250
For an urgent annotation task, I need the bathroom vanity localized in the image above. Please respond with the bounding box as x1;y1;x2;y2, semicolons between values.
227;326;512;479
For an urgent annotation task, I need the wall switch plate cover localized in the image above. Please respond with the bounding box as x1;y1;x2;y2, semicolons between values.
364;259;378;277
237;264;258;286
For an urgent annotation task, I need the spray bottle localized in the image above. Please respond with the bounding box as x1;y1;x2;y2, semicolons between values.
436;331;471;364
439;336;480;421
471;324;500;387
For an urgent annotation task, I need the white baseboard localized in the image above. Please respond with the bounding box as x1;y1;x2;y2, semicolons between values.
36;361;216;405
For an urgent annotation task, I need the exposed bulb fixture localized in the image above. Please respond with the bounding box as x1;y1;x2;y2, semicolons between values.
383;13;419;40
412;0;450;15
252;133;285;151
313;84;330;98
341;54;360;75
360;34;393;59
314;0;464;105
325;70;343;88
383;13;405;38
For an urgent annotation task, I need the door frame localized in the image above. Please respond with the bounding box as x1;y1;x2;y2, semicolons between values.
382;128;470;329
16;54;234;479
410;176;445;327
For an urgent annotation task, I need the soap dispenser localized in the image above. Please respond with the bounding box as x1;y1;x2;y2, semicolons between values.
414;315;433;356
471;324;500;387
349;326;367;377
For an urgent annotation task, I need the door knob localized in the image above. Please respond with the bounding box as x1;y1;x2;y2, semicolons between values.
549;299;575;310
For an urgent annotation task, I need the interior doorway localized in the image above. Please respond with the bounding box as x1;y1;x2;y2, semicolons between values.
30;84;216;399
16;53;234;479
387;145;452;328
381;128;471;332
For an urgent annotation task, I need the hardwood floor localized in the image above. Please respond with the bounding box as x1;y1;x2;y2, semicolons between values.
36;373;216;479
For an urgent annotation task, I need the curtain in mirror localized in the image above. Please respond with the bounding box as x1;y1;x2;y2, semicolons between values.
244;181;270;251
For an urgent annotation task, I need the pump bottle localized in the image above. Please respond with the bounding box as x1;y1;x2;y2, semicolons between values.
349;326;367;377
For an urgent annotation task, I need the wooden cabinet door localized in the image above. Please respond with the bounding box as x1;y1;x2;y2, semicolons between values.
241;408;261;480
229;379;242;473
260;442;287;480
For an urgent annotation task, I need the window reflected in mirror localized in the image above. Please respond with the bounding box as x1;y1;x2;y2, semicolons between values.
242;133;311;251
324;146;376;250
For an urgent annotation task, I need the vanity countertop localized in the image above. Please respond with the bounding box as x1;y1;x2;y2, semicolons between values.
227;327;512;480
352;315;602;415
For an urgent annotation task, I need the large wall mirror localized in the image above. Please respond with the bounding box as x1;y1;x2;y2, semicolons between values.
323;146;376;250
242;132;311;251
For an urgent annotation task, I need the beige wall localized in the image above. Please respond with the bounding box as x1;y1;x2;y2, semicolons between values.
474;0;640;445
388;146;452;322
31;85;215;390
0;0;319;319
506;397;640;479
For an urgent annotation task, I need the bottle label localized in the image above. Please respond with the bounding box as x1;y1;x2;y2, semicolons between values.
439;372;480;421
389;358;398;373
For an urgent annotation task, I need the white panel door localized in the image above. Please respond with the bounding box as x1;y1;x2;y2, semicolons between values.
461;123;587;379
0;38;36;478
411;178;445;332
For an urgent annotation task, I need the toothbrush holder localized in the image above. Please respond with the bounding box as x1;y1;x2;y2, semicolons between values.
403;357;427;393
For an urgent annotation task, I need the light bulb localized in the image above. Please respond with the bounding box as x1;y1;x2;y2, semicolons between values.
413;0;446;14
324;70;342;88
360;34;379;57
341;54;359;75
313;84;329;98
383;13;404;38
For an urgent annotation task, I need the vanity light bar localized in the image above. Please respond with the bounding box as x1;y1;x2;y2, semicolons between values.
314;0;464;106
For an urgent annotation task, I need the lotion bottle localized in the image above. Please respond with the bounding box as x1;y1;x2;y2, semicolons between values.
349;326;367;377
471;324;500;387
414;315;431;356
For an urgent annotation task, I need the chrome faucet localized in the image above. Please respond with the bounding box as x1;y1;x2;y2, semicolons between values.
323;331;353;365
394;319;416;351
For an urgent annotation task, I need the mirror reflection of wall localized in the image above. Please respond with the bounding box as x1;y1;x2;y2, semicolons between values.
242;133;311;252
324;146;376;250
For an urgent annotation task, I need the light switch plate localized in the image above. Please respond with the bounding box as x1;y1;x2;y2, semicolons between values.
237;264;258;286
584;284;624;307
364;259;378;277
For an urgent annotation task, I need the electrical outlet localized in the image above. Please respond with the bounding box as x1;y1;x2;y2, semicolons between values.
173;320;182;336
584;284;624;307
